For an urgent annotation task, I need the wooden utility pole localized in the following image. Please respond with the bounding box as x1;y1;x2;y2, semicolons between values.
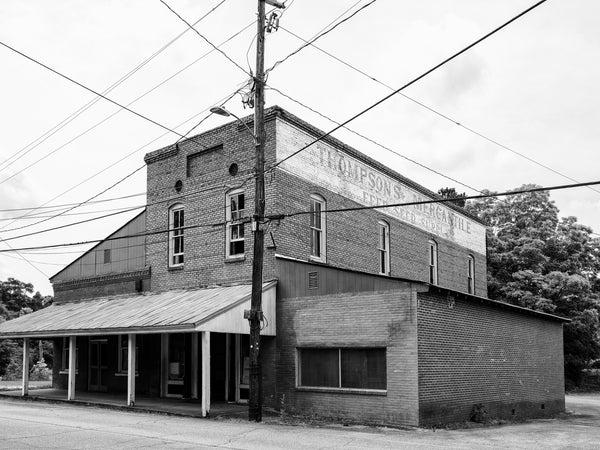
248;0;267;423
249;0;284;423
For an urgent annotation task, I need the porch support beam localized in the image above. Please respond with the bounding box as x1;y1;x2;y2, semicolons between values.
21;337;29;396
127;333;136;407
225;334;230;402
191;332;198;399
201;331;210;417
67;336;76;400
160;334;168;397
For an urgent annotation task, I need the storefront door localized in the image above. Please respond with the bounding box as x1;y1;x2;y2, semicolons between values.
89;339;108;392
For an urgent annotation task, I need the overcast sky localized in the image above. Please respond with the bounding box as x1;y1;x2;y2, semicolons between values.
1;0;599;296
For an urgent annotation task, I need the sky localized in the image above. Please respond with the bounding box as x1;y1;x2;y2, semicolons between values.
1;0;599;296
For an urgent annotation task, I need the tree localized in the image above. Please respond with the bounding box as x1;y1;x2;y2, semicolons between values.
465;185;600;388
438;187;467;207
0;278;53;378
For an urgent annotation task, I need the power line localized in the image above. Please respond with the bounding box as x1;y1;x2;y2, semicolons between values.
0;193;145;213
0;1;229;176
267;85;482;194
264;0;374;75
277;24;600;196
0;22;256;189
0;206;144;242
0;205;146;222
274;180;600;219
1;178;598;254
0;40;187;140
0;84;246;233
159;0;251;77
266;0;549;174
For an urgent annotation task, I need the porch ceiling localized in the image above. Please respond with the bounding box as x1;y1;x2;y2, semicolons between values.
0;281;277;338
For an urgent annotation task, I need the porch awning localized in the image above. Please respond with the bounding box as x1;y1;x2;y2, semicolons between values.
0;281;277;338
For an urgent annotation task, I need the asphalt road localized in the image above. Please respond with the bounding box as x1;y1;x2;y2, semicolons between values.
0;394;599;449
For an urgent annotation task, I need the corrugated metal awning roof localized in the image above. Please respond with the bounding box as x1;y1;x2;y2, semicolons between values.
0;281;277;338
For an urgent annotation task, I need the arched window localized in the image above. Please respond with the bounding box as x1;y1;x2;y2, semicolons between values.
309;194;326;262
467;255;475;294
226;189;245;259
378;220;390;275
169;203;184;267
428;240;438;285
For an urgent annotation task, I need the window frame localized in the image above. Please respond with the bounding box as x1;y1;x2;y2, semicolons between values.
59;337;78;374
168;203;185;268
377;220;390;275
467;254;475;294
226;189;246;260
428;240;438;285
309;194;326;262
116;335;139;376
296;347;387;393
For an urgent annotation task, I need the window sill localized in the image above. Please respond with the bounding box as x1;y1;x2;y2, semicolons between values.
115;372;139;377
168;265;184;271
308;256;327;264
296;386;386;396
59;370;79;375
225;255;245;263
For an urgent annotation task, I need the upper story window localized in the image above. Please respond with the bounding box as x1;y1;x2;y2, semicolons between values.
378;220;390;275
310;194;326;262
428;240;438;285
226;189;245;258
467;255;475;294
169;204;184;267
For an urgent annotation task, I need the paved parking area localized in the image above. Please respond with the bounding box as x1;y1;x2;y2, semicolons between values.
0;394;598;449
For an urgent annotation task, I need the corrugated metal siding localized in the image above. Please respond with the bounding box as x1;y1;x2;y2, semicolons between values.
52;211;146;282
0;281;276;338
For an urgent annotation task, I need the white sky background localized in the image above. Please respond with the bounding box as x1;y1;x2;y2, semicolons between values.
0;0;599;296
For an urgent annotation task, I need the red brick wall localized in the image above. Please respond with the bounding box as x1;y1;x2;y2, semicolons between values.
417;290;565;425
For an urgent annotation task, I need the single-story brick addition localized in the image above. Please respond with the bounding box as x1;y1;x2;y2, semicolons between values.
0;106;567;427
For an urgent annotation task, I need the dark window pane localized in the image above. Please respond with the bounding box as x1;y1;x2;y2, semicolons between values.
341;348;386;389
300;348;338;387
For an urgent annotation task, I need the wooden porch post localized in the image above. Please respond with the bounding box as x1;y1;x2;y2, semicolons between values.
127;333;136;406
225;334;230;402
67;336;76;400
191;332;198;400
201;331;210;417
160;334;168;397
21;337;29;396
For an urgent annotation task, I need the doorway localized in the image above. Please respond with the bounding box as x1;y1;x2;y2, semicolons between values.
88;339;108;392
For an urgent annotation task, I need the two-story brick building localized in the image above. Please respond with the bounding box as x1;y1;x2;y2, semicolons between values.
0;106;567;426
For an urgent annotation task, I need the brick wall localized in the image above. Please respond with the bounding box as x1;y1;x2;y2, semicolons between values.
143;107;486;297
274;278;420;427
272;116;487;297
144;115;280;291
417;290;565;425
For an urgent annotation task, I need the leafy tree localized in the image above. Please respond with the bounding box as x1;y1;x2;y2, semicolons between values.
465;185;600;388
438;187;467;207
0;278;53;378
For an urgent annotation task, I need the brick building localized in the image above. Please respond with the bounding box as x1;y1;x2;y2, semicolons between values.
0;106;566;426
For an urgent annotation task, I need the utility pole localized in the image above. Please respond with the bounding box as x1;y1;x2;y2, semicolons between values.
248;0;284;423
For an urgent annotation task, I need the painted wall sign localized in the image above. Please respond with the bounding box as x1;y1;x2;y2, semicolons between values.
277;122;486;254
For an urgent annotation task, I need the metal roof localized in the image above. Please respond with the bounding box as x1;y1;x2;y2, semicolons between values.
0;281;277;338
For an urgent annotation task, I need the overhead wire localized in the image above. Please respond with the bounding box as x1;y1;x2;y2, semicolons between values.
159;0;251;77
0;0;229;175
277;24;600;196
267;85;481;194
264;0;370;76
0;178;598;254
264;0;550;175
